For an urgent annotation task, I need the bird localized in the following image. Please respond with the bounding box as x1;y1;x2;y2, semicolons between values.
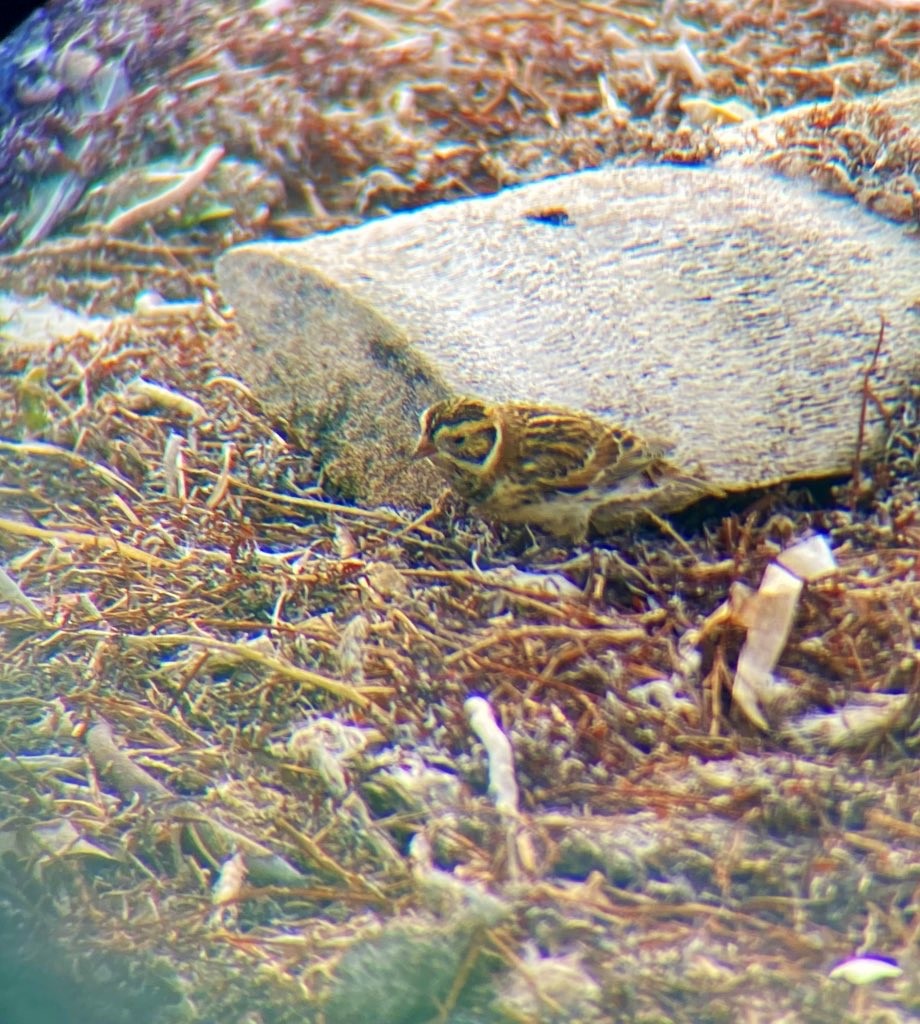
413;395;717;543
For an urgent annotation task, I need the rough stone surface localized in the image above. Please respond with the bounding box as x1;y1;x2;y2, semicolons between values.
216;165;919;507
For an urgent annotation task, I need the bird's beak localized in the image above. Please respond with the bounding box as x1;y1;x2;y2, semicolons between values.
412;436;436;460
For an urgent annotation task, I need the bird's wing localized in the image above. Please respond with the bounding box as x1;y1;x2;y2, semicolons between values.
512;411;669;492
591;427;673;488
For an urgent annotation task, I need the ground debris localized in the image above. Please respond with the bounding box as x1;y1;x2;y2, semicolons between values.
0;291;916;1023
0;1;917;1021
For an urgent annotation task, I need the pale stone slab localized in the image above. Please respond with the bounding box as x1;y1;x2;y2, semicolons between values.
216;165;919;507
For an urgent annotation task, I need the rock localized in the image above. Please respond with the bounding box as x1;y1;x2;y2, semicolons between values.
718;84;920;225
216;165;919;508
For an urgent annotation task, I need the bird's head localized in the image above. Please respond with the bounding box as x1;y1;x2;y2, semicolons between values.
413;397;504;484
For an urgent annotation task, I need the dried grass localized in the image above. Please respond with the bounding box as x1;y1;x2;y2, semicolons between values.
0;2;918;1022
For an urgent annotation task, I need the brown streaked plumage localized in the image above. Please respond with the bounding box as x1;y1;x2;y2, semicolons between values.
414;396;716;542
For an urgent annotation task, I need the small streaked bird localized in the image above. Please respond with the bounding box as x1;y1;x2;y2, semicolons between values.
413;396;716;543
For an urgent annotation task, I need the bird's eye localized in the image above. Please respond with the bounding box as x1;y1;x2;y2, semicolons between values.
435;430;464;453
